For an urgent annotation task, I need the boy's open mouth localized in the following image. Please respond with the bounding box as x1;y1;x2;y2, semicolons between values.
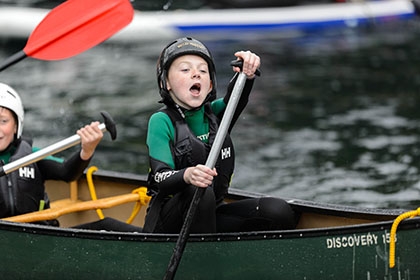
190;83;201;94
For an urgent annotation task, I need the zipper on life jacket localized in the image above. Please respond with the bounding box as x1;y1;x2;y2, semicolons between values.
0;160;15;216
7;176;15;216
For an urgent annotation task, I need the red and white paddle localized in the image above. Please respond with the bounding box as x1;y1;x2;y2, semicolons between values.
0;0;134;71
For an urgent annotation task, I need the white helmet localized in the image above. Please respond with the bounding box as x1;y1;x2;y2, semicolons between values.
0;83;24;139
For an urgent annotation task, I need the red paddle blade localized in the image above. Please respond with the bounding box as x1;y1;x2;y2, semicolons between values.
23;0;134;60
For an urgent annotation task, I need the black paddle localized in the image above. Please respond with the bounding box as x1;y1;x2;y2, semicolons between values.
0;0;133;72
164;61;261;279
0;111;116;177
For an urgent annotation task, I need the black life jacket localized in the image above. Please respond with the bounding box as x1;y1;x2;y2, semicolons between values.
0;139;44;218
162;103;235;203
143;104;236;232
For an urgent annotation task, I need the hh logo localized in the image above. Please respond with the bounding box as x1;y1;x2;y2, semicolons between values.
19;167;35;179
221;147;231;160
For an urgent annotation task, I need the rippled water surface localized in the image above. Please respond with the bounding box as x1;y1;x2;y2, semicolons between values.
1;5;420;209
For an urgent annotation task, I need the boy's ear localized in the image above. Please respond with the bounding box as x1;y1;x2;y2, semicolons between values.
165;79;171;91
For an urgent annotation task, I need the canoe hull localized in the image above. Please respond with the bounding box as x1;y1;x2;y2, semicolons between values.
1;217;419;279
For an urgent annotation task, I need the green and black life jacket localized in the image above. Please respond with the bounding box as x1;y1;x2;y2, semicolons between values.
143;103;235;233
161;103;235;203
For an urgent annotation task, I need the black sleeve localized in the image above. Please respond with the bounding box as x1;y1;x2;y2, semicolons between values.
37;150;91;182
222;72;255;132
148;156;189;196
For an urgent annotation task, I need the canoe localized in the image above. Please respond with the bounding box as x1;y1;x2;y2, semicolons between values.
1;167;419;279
0;0;417;41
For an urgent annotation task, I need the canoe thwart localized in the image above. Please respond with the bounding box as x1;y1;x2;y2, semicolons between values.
2;188;151;224
2;191;150;223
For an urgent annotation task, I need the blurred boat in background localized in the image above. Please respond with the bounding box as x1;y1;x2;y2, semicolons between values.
0;0;417;41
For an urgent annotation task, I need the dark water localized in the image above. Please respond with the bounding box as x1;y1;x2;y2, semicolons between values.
1;7;420;209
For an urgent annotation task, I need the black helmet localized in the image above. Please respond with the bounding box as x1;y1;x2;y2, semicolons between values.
156;37;217;105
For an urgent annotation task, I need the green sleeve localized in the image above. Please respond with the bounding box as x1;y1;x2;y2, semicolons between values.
147;111;176;169
32;147;65;163
211;98;226;115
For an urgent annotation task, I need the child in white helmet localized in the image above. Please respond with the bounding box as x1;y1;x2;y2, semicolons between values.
0;83;103;225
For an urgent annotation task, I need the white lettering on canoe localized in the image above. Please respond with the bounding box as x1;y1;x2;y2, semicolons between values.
326;233;387;249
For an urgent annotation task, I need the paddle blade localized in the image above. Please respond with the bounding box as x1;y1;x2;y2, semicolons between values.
23;0;134;60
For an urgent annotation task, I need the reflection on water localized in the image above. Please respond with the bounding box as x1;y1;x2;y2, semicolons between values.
1;15;420;209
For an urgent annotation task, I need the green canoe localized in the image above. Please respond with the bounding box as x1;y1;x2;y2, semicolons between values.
1;169;419;279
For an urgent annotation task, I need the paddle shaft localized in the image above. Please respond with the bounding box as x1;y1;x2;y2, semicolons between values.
164;72;248;279
0;123;110;177
0;51;26;72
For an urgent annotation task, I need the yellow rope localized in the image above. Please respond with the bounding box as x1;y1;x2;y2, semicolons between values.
86;166;105;220
86;166;151;224
126;187;151;224
389;207;420;268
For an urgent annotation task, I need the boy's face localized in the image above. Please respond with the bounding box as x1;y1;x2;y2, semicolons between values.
166;55;213;110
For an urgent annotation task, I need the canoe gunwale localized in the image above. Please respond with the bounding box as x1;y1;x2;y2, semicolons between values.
0;216;418;243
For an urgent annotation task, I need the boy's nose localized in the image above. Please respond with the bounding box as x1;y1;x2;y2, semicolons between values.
192;70;200;78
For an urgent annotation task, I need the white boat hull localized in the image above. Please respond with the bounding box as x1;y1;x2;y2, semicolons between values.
0;0;416;41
